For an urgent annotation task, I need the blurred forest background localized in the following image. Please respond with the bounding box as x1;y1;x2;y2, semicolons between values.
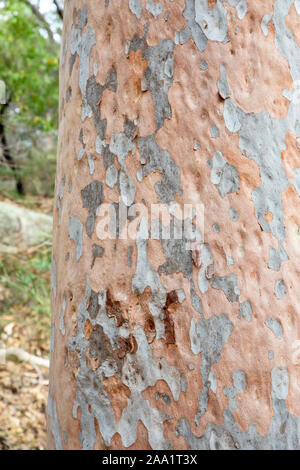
0;0;63;449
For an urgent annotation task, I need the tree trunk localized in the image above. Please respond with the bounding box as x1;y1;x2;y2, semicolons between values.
0;103;24;195
48;0;300;450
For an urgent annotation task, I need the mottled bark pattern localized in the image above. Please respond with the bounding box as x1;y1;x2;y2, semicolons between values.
48;0;300;450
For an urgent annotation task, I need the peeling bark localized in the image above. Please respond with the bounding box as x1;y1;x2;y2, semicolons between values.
48;0;300;450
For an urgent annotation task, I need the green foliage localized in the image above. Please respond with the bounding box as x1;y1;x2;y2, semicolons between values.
0;0;60;131
0;237;52;346
0;145;57;198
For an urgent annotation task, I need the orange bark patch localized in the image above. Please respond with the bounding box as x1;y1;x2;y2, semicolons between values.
219;2;293;118
281;131;300;180
128;50;148;103
84;319;93;340
102;376;131;422
265;212;273;222
106;289;124;327
109;421;152;450
208;0;217;7
285;3;300;47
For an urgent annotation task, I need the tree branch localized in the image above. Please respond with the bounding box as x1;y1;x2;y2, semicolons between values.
53;0;63;21
0;347;49;368
21;0;54;42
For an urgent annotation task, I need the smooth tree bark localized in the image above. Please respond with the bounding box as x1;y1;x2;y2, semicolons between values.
48;0;300;450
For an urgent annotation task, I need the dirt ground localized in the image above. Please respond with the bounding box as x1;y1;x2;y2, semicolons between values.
0;358;48;450
0;196;52;450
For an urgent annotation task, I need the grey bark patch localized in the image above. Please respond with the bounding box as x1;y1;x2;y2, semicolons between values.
208;371;217;394
210;124;219;138
227;0;248;20
106;164;118;188
87;289;99;319
211;273;240;302
213;223;220;233
56;175;66;222
193;139;201;150
200;60;208;70
226;256;235;266
59;295;67;335
269;350;274;360
138;134;182;203
272;0;300;82
145;40;174;129
272;367;289;401
265;317;283;339
146;0;163;18
224;370;247;411
229;208;238;221
119;170;136;207
127;35;174;129
77;148;85;161
157;219;203;313
69;215;83;261
159;239;193;280
109;132;136;206
91;244;104;268
69;53;76;77
87;153;95;175
208;150;239;197
190;281;203;314
86;75;105;139
224;98;241;132
195;0;228;42
71;9;117;131
70;24;96;120
223;92;300;244
293;168;300;197
78;5;87;29
129;0;142;19
197;243;214;295
268;244;288;271
128;246;133;267
98;144;115;169
190;314;233;422
217;64;231;99
275;279;286;299
124;117;137;140
109;133;135;166
261;14;273;36
176;289;186;303
238;301;252;322
81;181;104;237
47;395;62;450
175;0;207;52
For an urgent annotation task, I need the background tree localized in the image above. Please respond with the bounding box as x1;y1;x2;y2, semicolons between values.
0;0;62;195
48;0;300;450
